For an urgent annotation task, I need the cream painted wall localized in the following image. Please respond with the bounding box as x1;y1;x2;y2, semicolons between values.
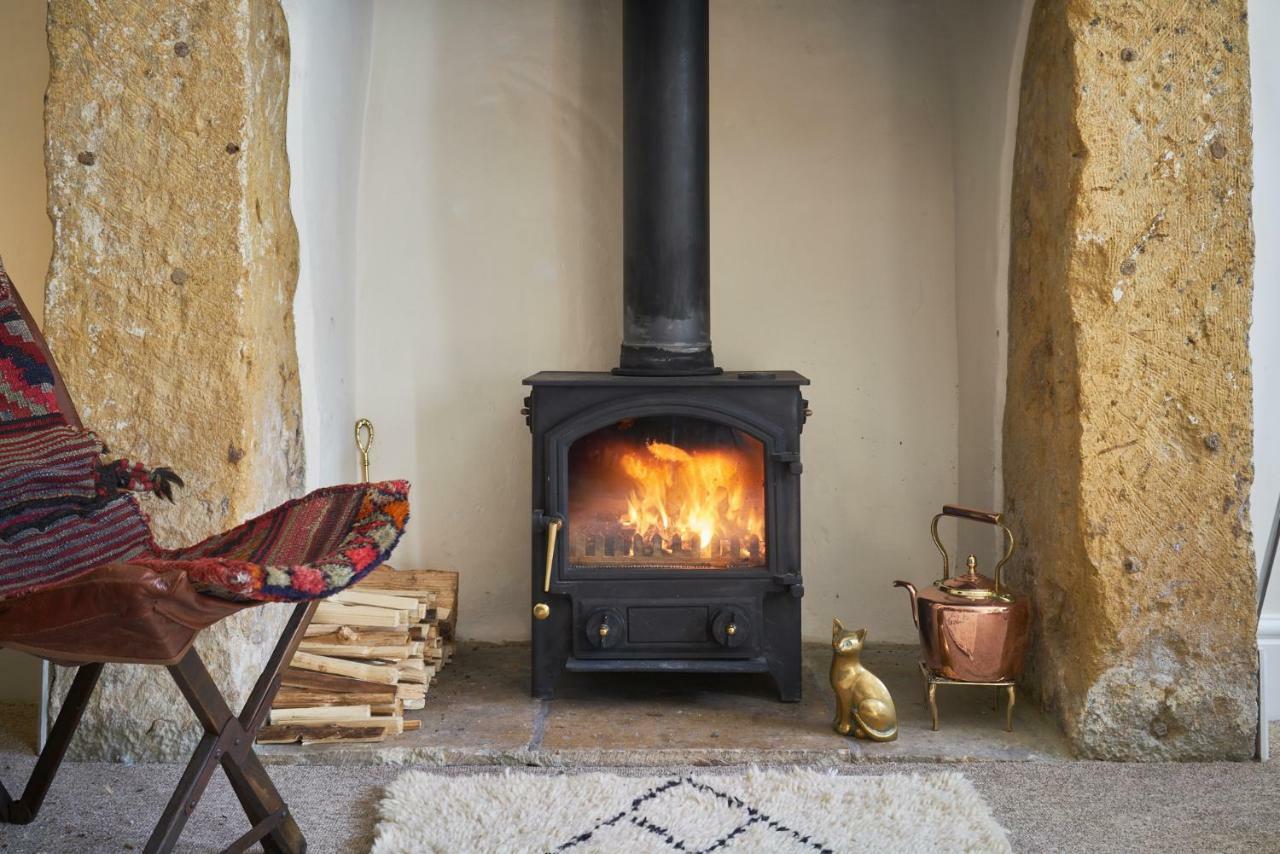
708;0;957;643
354;0;1030;644
943;0;1033;561
0;0;48;705
355;0;623;640
281;0;373;491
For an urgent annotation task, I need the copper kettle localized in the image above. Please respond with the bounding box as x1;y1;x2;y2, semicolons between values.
894;505;1029;682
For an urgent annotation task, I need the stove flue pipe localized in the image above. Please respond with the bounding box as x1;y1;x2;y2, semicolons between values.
616;0;718;376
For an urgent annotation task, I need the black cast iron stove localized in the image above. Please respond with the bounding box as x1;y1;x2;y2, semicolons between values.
523;0;809;701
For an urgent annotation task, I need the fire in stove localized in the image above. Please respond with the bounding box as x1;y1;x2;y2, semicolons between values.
568;416;766;569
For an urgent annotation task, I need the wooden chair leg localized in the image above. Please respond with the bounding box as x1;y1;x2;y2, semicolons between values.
0;662;103;825
146;601;315;854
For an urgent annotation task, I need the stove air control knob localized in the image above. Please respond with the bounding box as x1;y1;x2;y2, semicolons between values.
585;608;624;650
712;608;750;648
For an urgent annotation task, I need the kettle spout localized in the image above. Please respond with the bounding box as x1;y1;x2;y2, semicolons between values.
893;580;919;628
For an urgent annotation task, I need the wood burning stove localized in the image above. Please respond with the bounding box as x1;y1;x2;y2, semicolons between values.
523;0;809;701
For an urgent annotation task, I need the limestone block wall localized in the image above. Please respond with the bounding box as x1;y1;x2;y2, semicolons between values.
1005;0;1257;759
43;0;302;761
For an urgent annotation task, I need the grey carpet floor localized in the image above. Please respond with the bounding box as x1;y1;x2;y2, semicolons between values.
1;707;1276;853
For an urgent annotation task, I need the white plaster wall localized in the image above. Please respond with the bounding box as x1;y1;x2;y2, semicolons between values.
355;0;624;641
0;0;50;706
281;0;373;491
351;0;1029;644
1248;1;1280;719
709;0;957;643
943;0;1033;562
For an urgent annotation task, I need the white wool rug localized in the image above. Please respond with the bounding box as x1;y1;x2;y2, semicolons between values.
371;768;1011;853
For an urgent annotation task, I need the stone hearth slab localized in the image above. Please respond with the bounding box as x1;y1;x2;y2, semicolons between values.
257;643;1069;766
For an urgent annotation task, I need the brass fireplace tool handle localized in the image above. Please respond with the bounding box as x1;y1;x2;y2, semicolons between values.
543;518;562;594
354;418;374;482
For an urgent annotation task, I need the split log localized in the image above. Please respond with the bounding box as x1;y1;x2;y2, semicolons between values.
331;589;422;611
397;661;428;684
395;683;426;700
257;724;389;745
281;668;397;697
357;587;437;608
264;716;404;735
291;651;400;685
312;601;409;628
274;690;397;709
305;628;411;646
297;641;414;660
269;705;371;725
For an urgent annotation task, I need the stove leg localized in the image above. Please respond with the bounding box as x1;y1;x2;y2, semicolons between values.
531;671;560;699
764;589;802;702
768;651;802;703
531;648;566;700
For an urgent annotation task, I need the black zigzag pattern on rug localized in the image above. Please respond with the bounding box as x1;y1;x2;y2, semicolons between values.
552;776;835;853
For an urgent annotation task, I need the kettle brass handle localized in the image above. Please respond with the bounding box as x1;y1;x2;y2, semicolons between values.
942;504;1001;525
543;517;562;594
930;506;1015;594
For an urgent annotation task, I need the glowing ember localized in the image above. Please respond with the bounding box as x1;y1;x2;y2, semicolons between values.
569;426;766;568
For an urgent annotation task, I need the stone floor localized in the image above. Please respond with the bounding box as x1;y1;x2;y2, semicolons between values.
258;642;1070;767
1;650;1277;852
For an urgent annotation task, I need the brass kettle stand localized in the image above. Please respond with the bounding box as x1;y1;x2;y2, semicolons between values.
918;661;1016;733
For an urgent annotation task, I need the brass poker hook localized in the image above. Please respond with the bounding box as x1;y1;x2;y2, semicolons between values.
354;418;374;482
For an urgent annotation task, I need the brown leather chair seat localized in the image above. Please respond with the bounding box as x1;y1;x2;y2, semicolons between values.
0;563;246;666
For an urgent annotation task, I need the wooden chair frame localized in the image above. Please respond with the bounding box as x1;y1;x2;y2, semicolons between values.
0;601;317;853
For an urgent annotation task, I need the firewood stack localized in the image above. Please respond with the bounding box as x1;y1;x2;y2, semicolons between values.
257;565;459;746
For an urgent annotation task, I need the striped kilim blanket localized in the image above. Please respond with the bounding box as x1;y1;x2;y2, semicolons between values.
0;271;60;435
0;258;408;603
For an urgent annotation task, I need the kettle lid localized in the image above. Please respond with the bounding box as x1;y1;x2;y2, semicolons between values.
933;555;1009;601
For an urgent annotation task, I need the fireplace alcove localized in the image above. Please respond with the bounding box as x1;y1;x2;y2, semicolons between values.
0;0;1263;765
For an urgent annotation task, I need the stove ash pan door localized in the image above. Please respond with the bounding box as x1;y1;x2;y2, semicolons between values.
572;599;760;658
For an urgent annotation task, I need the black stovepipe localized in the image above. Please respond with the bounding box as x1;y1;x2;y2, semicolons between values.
617;0;718;376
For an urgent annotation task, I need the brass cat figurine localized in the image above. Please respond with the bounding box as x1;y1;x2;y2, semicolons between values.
830;619;898;741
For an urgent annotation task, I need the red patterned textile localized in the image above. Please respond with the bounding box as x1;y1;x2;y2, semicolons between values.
0;263;62;430
0;260;157;600
0;496;154;600
0;258;410;604
0;426;103;517
136;481;410;602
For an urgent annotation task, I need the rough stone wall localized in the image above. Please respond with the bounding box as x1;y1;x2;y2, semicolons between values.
1005;0;1257;759
43;0;302;761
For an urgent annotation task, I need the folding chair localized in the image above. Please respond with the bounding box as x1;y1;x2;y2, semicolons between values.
0;259;409;853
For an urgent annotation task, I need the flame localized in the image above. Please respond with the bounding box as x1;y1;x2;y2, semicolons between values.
613;440;765;563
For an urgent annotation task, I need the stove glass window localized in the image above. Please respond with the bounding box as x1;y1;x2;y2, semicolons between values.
567;415;766;569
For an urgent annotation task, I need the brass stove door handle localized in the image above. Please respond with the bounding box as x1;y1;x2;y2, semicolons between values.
544;517;563;594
